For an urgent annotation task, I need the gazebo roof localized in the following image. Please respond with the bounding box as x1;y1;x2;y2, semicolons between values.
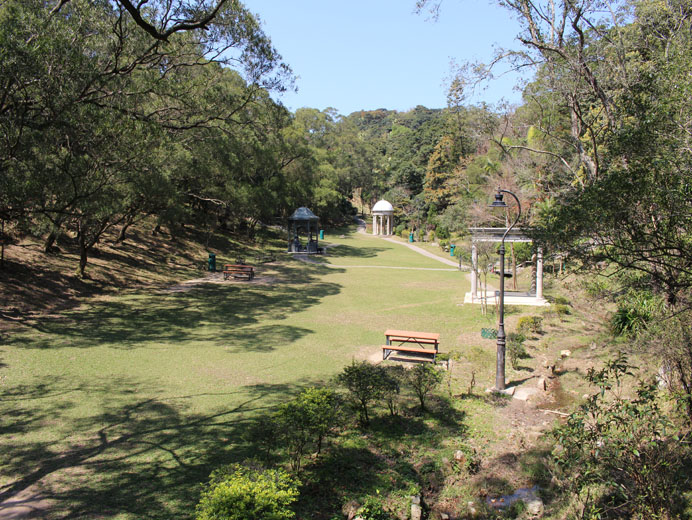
288;207;319;221
469;227;533;243
372;199;394;213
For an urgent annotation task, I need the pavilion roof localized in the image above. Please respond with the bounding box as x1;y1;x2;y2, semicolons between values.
288;207;319;221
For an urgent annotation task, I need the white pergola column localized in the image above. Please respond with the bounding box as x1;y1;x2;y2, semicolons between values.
471;243;478;299
536;246;544;299
372;215;377;235
387;215;392;235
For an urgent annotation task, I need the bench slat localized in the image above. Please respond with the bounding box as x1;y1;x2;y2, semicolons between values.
384;329;440;341
381;345;437;354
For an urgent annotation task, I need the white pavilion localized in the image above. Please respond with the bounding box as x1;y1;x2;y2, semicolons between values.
372;200;394;236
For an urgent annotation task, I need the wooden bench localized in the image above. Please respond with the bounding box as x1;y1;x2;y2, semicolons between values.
382;329;440;362
223;264;255;281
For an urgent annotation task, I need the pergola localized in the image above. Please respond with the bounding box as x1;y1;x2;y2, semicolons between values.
464;227;549;307
287;207;320;253
372;199;394;236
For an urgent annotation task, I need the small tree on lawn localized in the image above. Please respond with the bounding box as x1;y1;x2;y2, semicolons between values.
407;364;443;412
275;387;340;471
336;361;389;426
382;365;405;416
196;464;299;520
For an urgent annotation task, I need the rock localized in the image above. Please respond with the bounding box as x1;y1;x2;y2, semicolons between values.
342;500;360;520
453;450;465;462
467;501;477;517
537;377;547;391
440;514;450;520
411;503;422;520
526;497;544;517
560;349;571;358
411;495;421;505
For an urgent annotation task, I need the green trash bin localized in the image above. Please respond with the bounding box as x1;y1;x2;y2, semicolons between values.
319;229;324;240
208;253;216;272
450;244;456;257
409;232;414;243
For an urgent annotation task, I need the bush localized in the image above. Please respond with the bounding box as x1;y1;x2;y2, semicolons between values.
275;387;341;470
552;295;571;306
196;464;299;520
382;365;405;416
337;361;389;426
553;304;570;317
507;332;527;369
550;353;691;519
610;290;663;336
355;497;393;520
582;278;610;299
407;364;443;411
517;316;543;336
400;228;409;240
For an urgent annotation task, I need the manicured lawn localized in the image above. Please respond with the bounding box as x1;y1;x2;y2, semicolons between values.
0;229;500;518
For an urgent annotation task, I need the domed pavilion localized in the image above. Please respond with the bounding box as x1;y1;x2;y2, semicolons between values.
372;199;394;236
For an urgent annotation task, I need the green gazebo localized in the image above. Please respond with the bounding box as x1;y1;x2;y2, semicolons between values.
287;207;320;253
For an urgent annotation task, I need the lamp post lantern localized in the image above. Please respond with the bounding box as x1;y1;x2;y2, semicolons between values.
489;187;521;391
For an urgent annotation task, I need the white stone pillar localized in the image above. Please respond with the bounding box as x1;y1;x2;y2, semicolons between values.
387;215;392;235
372;215;376;235
536;246;544;299
471;243;478;299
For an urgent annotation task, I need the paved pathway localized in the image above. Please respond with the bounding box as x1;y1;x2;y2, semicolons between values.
381;237;465;269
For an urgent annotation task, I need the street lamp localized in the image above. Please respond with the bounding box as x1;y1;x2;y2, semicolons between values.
489;187;521;391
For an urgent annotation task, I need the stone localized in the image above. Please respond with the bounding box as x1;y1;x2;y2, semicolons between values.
560;349;571;358
453;450;465;462
440;514;450;520
537;377;547;391
342;500;360;520
525;497;544;517
467;501;477;516
411;503;422;520
411;495;421;505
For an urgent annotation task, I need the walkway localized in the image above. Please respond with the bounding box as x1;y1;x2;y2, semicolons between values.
381;237;466;269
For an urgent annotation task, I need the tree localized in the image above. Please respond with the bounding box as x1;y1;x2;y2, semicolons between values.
336;361;389;426
406;364;443;412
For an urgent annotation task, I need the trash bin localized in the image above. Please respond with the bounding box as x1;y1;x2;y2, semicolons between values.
319;229;324;240
409;232;414;243
208;253;216;272
450;244;456;257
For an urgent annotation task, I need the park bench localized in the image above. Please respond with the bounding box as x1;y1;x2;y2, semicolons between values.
223;264;255;281
382;329;439;363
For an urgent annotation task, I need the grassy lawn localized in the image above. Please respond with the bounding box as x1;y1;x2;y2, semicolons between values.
1;228;512;518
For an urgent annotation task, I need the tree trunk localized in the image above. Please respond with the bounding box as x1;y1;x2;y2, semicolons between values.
116;217;134;243
78;229;88;278
1;219;5;269
152;223;161;235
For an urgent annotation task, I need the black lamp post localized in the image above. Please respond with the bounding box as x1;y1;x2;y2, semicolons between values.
489;187;521;391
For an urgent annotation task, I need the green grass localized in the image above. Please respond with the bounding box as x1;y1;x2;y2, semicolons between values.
1;228;502;518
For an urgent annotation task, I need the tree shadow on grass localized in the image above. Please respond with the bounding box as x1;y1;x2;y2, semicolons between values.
7;262;342;351
0;375;313;519
325;243;387;260
296;445;418;520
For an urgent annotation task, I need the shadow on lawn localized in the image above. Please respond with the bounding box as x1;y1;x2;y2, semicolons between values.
0;376;312;519
8;261;342;351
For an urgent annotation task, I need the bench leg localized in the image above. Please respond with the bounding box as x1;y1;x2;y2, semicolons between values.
383;348;391;360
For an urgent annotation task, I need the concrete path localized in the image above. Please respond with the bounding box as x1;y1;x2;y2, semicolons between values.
381;237;466;269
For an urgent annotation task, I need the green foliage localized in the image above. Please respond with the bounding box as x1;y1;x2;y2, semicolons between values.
516;316;543;336
406;364;443;411
196;464;299;520
552;296;570;306
512;242;533;264
582;278;611;300
336;361;390;426
550;353;691;519
274;387;341;471
553;304;570;317
610;290;663;337
355;497;393;520
506;332;527;370
382;365;405;416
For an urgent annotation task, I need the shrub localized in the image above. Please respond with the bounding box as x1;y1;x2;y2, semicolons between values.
382;365;405;416
553;304;570;316
196;464;299;520
550;353;691;519
517;316;543;336
275;387;341;470
583;278;610;299
400;228;409;240
552;295;571;306
407;364;443;411
507;332;527;369
337;361;389;426
355;497;393;520
610;290;663;336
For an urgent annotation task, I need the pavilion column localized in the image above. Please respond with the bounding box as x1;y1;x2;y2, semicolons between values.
372;215;377;235
387;215;392;235
471;243;478;299
536;247;544;299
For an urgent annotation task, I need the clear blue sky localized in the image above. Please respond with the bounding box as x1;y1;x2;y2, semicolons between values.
250;0;527;115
